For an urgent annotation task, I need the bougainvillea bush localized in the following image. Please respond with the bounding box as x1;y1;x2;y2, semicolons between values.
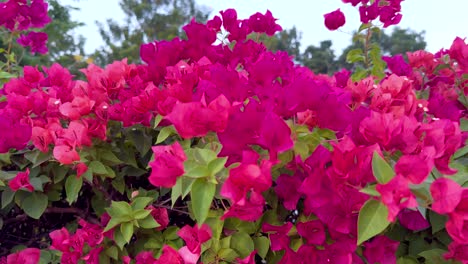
0;0;467;263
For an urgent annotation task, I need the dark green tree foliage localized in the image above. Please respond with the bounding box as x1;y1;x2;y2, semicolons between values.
337;27;427;70
264;26;426;74
93;0;210;65
261;27;302;60
301;40;337;75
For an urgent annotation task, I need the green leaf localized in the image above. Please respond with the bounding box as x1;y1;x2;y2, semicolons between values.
351;67;368;82
346;48;365;63
193;148;217;164
254;236;270;259
131;197;153;210
357;199;390;245
105;246;119;260
24;150;51;168
0;71;16;79
208;157;227;175
358;23;372;32
429;210;448;234
359;184;380;197
145;236;164;249
65;175;83;205
156;126;176;144
120;222;134;243
191;179;216;224
104;217;122;232
163;226;180;241
397;257;419;264
107;201;133;218
22;192;48;219
1;189;15;209
171;177;183;207
127;127;152;155
113;228;127;250
133;209;151;220
230;232;254;258
98;148;121;164
418;249;449;263
217;248;239;262
185;165;210;178
29;177;43;192
372;151;395;184
89;161;108;175
111;177;125;194
153;114;164;128
138;215;160;229
52;165;69;183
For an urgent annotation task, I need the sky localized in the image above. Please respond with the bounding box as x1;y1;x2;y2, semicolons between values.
61;0;468;56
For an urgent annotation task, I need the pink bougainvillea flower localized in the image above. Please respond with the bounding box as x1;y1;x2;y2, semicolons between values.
379;5;402;28
158;245;185;264
382;54;412;77
221;158;272;204
147;205;169;230
31;126;53;152
446;216;468;244
376;174;418;222
183;18;217;46
275;174;302;210
247;10;282;36
363;236;399;264
9;168;33;192
395;153;433;184
445;241;468;263
449;37;468;71
135;251;157;264
82;247;103;264
177;224;212;255
49;227;71;252
166;94;230;139
75;163;88;178
236;250;257;264
297;220;326;245
148;141;186;188
28;0;52;28
6;248;41;264
221;191;265;221
53;142;80;165
359;1;379;24
0;114;32;153
324;9;346;31
430;178;463;214
257;111;293;162
177;246;199;264
17;31;48;54
262;222;293;251
78;219;104;248
397;209;430;231
334;68;351;88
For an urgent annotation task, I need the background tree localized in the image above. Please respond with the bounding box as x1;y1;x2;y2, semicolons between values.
261;27;302;60
263;26;426;74
93;0;210;65
301;40;338;74
337;27;427;70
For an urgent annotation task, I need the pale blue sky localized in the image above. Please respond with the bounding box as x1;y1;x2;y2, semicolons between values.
62;0;468;56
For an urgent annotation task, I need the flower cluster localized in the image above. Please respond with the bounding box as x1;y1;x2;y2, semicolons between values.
0;0;51;54
325;0;404;30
